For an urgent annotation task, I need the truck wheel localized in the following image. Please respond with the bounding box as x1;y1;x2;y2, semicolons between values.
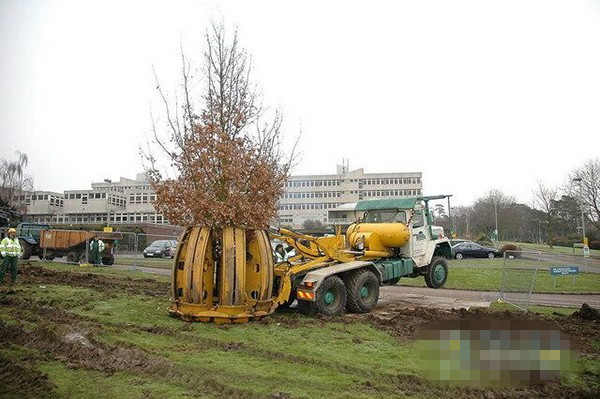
19;239;32;260
315;275;347;316
44;253;55;261
78;253;87;263
387;277;400;285
345;270;379;313
297;299;316;316
66;252;78;263
102;254;115;266
425;257;448;289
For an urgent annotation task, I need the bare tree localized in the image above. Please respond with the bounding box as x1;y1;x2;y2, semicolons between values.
532;180;559;246
568;158;600;231
0;151;33;213
142;22;297;228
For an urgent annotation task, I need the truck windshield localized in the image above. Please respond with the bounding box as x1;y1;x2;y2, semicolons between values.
365;210;406;223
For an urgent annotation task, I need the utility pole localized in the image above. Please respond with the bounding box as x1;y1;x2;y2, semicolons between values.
104;179;112;228
494;201;499;242
572;177;588;256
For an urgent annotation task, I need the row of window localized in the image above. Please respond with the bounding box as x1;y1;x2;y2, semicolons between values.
284;177;421;188
285;180;341;188
278;203;343;211
282;191;341;199
363;189;421;197
28;213;169;224
361;177;420;185
129;193;157;204
15;195;64;207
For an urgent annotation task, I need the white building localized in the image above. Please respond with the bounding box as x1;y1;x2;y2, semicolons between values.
22;173;170;225
277;166;422;229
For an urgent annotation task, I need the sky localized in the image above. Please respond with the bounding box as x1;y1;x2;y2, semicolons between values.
1;0;599;206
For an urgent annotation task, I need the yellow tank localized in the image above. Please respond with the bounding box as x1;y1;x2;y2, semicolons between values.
346;223;410;254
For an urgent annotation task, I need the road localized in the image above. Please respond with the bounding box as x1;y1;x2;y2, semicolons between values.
111;262;599;309
380;285;600;309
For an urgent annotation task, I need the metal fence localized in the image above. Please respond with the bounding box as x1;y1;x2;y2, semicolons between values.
499;250;541;311
500;250;599;311
10;228;181;270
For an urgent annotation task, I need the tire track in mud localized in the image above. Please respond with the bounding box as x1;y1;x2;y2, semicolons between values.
19;264;170;297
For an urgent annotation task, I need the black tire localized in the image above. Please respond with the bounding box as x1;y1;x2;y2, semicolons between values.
102;253;115;266
487;252;495;259
315;275;347;316
78;253;87;263
345;270;380;313
424;257;448;289
44;253;55;261
143;254;149;258
297;299;316;316
19;239;32;260
66;252;78;263
454;252;463;260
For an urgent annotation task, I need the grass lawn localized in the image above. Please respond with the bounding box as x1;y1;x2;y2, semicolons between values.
1;263;598;398
398;259;600;293
113;256;173;269
500;241;600;258
489;301;580;315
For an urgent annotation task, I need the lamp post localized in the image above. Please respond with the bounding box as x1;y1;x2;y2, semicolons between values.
572;178;587;247
494;201;499;242
104;179;112;227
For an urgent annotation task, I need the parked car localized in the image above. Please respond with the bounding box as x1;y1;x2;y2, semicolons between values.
143;240;177;258
452;241;499;260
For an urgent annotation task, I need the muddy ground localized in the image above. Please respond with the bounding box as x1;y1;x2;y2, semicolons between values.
1;264;599;398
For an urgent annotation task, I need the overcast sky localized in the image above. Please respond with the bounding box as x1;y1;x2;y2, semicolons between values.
1;0;599;206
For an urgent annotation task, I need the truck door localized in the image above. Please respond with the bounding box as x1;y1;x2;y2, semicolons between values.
411;210;428;264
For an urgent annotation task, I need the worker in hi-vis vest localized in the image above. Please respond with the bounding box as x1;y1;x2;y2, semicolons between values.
0;228;22;284
89;235;105;265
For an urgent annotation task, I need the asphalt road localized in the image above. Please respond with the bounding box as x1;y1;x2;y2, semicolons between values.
111;262;599;309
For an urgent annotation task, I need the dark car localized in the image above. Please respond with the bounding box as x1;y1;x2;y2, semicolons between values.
143;240;177;258
452;241;499;260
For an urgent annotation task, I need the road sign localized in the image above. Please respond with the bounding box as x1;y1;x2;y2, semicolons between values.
583;246;590;258
550;266;579;276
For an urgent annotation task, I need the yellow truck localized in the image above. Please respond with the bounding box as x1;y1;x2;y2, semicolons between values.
169;196;453;322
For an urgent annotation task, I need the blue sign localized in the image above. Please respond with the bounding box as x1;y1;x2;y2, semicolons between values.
550;266;579;276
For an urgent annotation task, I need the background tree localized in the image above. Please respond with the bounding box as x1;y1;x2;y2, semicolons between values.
469;189;516;241
568;158;600;232
143;23;296;228
0;151;33;214
532;181;559;247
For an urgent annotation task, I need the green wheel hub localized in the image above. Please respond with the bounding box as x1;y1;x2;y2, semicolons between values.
324;290;336;305
433;264;446;283
360;284;369;298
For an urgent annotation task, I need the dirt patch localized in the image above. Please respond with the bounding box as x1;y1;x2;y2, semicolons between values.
358;304;600;353
0;356;56;398
18;264;169;297
352;303;600;398
572;303;600;321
